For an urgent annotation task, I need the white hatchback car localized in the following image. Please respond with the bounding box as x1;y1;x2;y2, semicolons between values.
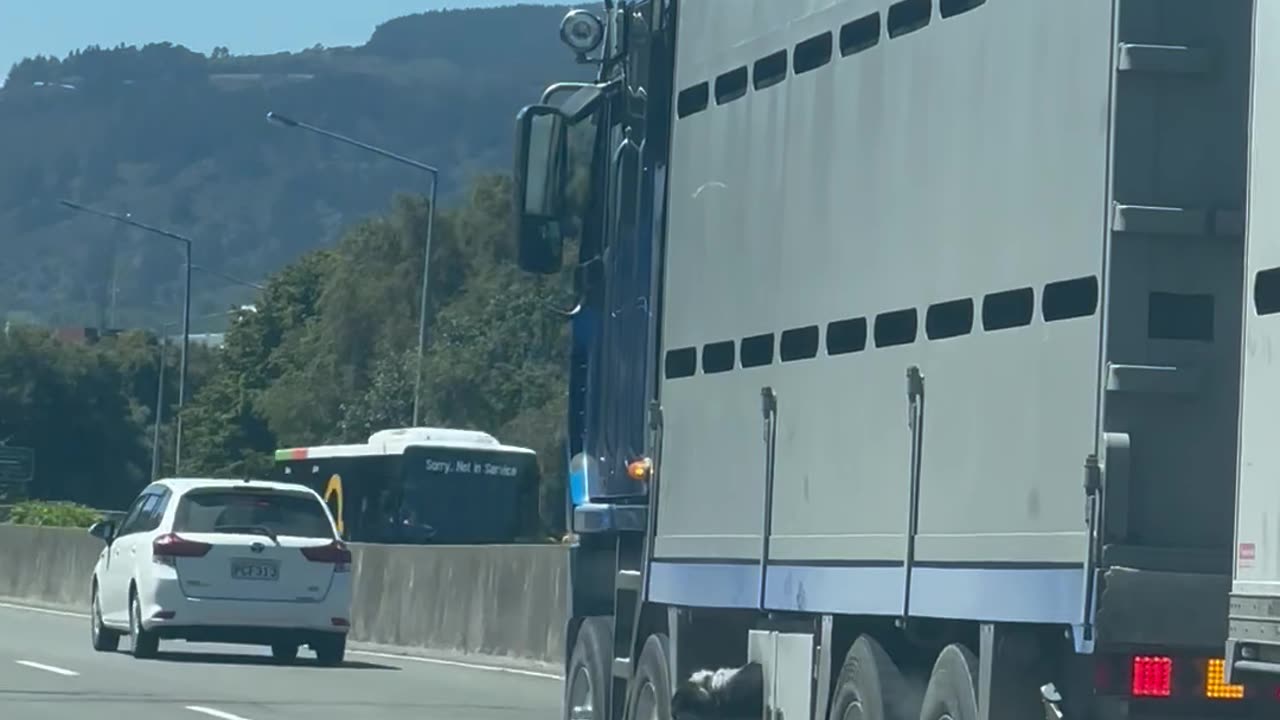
87;477;353;665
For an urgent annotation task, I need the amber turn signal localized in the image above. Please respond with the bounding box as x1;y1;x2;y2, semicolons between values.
626;457;652;482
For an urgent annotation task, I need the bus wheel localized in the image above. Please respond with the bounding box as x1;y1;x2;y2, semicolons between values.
566;617;611;720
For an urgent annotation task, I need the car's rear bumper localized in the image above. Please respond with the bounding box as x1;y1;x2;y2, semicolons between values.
146;624;345;645
137;577;351;636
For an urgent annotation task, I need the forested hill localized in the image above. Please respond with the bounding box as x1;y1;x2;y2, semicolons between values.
0;4;587;331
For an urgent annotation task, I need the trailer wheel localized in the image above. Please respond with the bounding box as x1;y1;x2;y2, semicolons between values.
566;617;611;720
627;633;672;720
827;635;916;720
918;643;979;720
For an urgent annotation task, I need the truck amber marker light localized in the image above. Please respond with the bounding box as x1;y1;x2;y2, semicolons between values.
1204;658;1245;700
626;457;652;482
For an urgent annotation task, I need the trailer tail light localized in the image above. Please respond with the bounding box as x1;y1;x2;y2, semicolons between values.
152;533;212;565
1131;656;1173;698
1204;658;1245;700
301;540;351;572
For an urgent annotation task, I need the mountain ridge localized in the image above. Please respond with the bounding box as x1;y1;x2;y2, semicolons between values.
0;3;588;331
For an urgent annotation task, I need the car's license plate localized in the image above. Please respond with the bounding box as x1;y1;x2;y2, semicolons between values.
230;558;279;581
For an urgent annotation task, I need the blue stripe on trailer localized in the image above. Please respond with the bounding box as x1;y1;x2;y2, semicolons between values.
648;559;1087;628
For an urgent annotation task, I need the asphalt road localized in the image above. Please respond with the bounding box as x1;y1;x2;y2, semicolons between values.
0;603;560;719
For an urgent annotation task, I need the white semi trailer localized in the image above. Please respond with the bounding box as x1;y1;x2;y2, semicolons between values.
1228;0;1280;692
510;1;1277;719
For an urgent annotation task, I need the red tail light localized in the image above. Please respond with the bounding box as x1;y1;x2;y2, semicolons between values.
152;533;211;563
301;540;351;572
1132;656;1173;698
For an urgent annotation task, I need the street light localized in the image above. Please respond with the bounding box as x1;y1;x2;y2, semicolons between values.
150;304;259;481
60;199;193;472
265;111;439;427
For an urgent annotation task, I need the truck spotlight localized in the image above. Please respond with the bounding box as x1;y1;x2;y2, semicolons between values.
560;9;605;57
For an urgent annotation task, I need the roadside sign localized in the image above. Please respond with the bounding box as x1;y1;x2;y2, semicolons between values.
0;446;34;484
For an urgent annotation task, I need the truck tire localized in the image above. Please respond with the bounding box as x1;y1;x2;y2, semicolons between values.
626;633;672;720
827;635;915;720
918;644;979;720
566;617;611;720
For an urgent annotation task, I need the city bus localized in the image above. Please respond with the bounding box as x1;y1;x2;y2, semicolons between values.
273;426;541;544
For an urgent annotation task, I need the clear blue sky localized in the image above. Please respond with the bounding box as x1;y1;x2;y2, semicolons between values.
1;0;561;73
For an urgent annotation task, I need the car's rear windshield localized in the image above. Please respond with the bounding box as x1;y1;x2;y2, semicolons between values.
173;489;333;539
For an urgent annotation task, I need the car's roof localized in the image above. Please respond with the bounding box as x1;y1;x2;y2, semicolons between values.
151;477;314;495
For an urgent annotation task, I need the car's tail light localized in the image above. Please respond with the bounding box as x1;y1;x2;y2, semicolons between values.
152;533;211;565
301;540;351;572
1131;656;1173;698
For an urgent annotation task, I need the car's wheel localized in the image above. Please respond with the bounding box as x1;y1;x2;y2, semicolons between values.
89;582;120;652
313;634;346;667
272;643;299;664
128;588;159;659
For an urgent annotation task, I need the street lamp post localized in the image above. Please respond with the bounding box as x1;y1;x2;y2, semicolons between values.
265;111;439;427
60;200;193;471
149;298;263;482
150;330;168;481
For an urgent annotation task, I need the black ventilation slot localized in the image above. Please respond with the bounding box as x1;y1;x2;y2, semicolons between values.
794;32;834;75
677;83;709;118
740;333;775;368
874;308;919;348
780;326;820;361
840;13;882;56
702;341;736;374
665;347;697;379
940;0;985;19
715;66;749;105
1042;276;1099;322
888;0;932;38
926;298;974;340
1257;268;1280;316
754;50;788;90
982;287;1034;331
1148;292;1214;342
827;317;868;355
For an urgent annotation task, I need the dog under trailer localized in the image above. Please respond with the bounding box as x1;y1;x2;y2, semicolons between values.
511;1;1278;719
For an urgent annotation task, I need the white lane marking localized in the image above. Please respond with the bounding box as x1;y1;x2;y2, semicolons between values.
15;660;79;676
186;706;254;720
0;600;564;680
0;601;86;619
350;649;561;680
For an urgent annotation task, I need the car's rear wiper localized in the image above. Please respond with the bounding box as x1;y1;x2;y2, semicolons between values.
213;524;280;545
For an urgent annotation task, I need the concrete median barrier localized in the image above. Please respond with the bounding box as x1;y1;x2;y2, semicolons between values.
0;524;568;666
0;524;102;608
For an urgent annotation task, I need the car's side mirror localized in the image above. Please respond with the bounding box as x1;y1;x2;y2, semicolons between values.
513;104;568;275
88;520;115;544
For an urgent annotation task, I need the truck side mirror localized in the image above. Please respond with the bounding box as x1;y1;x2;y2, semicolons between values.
513;104;568;275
